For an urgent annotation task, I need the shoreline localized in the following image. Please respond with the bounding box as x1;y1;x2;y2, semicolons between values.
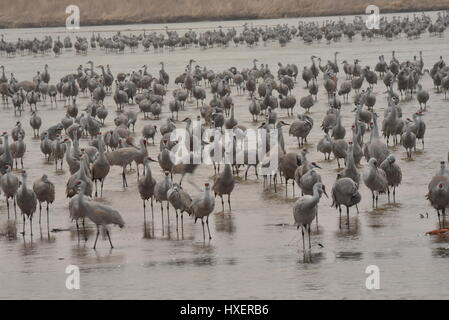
0;6;448;30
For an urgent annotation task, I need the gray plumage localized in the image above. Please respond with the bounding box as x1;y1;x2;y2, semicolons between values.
380;154;402;202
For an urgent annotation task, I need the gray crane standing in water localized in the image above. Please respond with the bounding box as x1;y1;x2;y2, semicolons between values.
409;111;426;150
213;163;235;211
167;183;192;232
426;161;449;227
293;182;327;251
92;134;110;197
33;174;55;227
191;183;215;241
154;171;173;228
138;157;157;229
75;181;125;249
16;171;37;236
331;174;361;227
380;154;402;202
363;158;388;208
401;122;416;159
0;165;19;218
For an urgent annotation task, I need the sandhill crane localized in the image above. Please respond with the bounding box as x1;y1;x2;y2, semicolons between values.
11;121;25;141
278;152;302;197
92;135;110;197
52;135;66;170
167;183;192;232
40;132;52;162
401;122;416;159
154;171;173;227
66;154;92;198
363;158;388;208
317;133;332;160
0;165;19;218
380;154;402;202
426;161;449;227
293;182;328;251
364;113;390;165
142;124;157;145
138;157;157;228
16;171;37;236
33;174;55;227
331;175;361;227
106;143;142;187
0;132;13;173
75;181;125;249
213;164;235;211
191;183;215;241
341;142;360;185
409;112;426;150
10;133;26;169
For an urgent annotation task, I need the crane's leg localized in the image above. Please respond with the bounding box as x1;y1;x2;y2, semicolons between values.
106;229;114;249
221;195;224;211
339;205;342;228
150;197;154;222
100;179;104;197
206;216;212;240
95;179;98;197
14;197;17;218
75;220;80;243
181;212;184;232
443;209;446;229
6;198;9;220
82;218;87;241
143;200;147;229
47;203;50;228
167;201;170;224
307;224;311;250
346;206;350;226
23;214;25;235
299;225;305;251
175;210;178;232
228;194;231;211
160;202;164;233
292;181;295;197
30;217;33;237
39;202;42;224
201;218;205;241
93;225;100;249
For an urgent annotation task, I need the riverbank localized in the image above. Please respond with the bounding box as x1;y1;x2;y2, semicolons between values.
1;0;448;29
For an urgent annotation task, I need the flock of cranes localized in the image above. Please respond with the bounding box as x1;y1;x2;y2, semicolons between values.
0;18;448;251
1;11;449;57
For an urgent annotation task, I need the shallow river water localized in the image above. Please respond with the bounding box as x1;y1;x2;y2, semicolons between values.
0;12;449;299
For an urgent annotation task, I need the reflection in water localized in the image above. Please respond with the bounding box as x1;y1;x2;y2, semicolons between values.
432;247;449;258
335;251;363;261
1;220;18;240
214;212;236;234
335;215;361;239
298;251;325;264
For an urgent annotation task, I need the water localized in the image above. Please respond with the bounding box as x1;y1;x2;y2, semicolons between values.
1;13;449;300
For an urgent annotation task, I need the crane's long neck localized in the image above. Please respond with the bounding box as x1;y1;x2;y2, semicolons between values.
372;116;380;139
310;187;321;207
144;162;153;181
346;146;356;170
22;174;28;191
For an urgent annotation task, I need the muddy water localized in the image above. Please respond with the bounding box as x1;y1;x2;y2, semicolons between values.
0;13;449;299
